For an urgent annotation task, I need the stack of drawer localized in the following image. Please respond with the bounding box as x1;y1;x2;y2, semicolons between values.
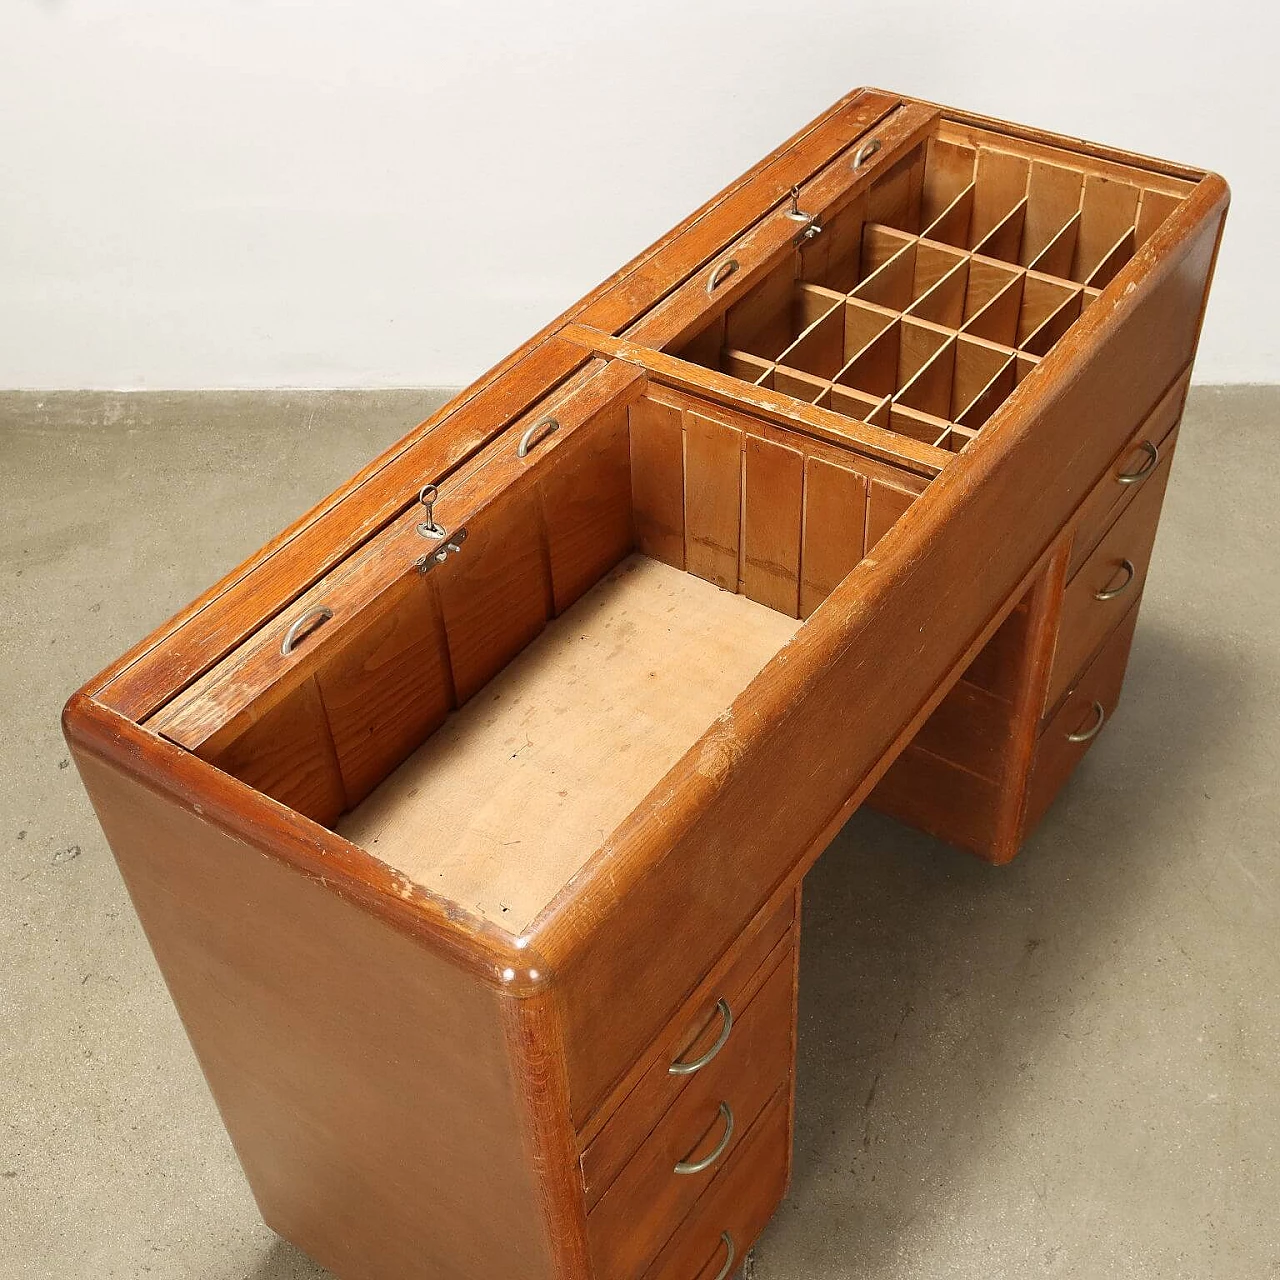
870;367;1190;861
579;895;799;1279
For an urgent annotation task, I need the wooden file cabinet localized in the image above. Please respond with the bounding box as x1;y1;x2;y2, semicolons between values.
65;89;1227;1279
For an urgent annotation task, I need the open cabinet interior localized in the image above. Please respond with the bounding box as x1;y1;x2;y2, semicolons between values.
142;118;1199;933
149;386;929;931
669;119;1193;457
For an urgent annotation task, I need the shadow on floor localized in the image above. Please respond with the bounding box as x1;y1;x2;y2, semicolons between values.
768;617;1252;1272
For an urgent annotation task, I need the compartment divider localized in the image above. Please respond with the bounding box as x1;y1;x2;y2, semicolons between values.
1025;211;1081;278
921;184;975;248
666;123;1192;465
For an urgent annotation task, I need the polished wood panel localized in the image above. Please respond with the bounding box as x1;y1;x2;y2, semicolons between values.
1067;376;1186;578
68;708;569;1280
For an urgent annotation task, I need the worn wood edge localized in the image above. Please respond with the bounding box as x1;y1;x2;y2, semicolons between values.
894;86;1220;186
85;89;896;719
62;691;553;995
561;324;946;479
501;990;592;1279
524;173;1230;972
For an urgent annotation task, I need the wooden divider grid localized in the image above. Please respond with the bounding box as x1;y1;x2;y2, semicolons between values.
672;131;1187;461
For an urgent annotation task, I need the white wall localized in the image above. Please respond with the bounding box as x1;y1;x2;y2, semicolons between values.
1;1;1273;389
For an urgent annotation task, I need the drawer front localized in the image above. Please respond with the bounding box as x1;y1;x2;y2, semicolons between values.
1025;601;1141;832
1045;437;1176;715
580;896;794;1203
1067;372;1187;579
641;1088;791;1280
587;953;795;1280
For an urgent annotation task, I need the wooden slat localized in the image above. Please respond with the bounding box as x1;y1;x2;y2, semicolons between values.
742;434;804;616
683;411;743;590
437;487;552;706
799;456;867;619
629;399;686;569
865;479;917;551
540;405;634;614
203;677;346;826
315;577;455;809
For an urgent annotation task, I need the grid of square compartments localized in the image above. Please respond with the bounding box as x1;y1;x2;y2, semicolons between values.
676;134;1187;455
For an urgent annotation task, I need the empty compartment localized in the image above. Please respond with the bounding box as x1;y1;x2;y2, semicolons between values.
337;554;801;927
152;389;931;934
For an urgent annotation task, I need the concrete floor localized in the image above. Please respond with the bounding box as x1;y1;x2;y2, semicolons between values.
1;387;1277;1278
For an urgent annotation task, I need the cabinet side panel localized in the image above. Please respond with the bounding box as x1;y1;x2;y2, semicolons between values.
72;745;559;1280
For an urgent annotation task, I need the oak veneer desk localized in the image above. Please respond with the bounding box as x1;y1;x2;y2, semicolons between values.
65;90;1227;1280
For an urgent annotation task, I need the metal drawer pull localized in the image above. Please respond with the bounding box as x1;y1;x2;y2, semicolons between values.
706;258;739;294
280;605;333;656
1067;700;1106;743
517;416;559;459
669;998;733;1076
1117;440;1159;484
710;1232;736;1280
1095;558;1135;600
852;136;882;169
674;1101;734;1175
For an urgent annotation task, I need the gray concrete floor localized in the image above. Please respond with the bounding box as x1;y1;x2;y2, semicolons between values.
1;387;1276;1278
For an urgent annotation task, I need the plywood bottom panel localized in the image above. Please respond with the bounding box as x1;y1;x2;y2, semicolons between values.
337;554;801;931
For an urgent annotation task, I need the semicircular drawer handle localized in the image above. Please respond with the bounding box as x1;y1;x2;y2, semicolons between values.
705;258;739;294
1095;558;1135;601
668;998;733;1076
1116;440;1159;484
517;416;559;458
280;605;333;656
674;1101;734;1175
1066;700;1106;743
851;136;882;169
709;1231;736;1280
